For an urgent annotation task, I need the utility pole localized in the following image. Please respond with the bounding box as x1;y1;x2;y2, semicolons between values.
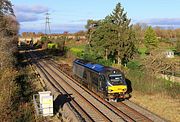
45;12;51;34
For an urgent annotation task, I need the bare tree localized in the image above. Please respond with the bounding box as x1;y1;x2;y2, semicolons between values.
143;50;179;75
0;0;19;120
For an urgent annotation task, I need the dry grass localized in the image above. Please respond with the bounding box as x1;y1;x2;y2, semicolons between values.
131;91;180;122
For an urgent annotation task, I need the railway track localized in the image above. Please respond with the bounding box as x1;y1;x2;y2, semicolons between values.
30;52;126;121
36;62;94;121
48;59;153;122
28;50;163;122
29;53;94;121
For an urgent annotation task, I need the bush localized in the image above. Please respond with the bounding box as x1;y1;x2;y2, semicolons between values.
48;43;58;49
96;59;112;66
127;69;180;98
70;47;84;56
127;60;141;70
40;36;48;43
163;80;180;98
81;52;98;62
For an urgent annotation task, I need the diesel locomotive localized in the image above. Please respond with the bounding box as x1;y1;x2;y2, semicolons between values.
73;59;127;101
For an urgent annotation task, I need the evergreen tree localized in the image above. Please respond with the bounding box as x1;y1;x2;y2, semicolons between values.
86;3;136;64
109;3;136;64
144;26;158;51
89;20;116;60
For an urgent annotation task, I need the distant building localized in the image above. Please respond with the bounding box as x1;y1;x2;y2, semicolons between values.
165;50;174;58
18;37;41;46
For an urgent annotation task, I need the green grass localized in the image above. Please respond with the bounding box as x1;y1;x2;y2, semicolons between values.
127;60;141;70
138;47;147;58
138;47;147;54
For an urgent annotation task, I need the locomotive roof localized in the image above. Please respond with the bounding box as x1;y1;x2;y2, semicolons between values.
74;59;105;72
85;63;104;72
74;59;120;73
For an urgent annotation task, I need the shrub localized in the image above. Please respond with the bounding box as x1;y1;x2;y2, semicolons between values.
96;59;112;66
48;43;58;49
127;69;180;98
70;47;84;56
127;60;141;70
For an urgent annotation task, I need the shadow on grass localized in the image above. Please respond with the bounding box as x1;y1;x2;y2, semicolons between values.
18;46;67;65
54;94;73;115
125;78;133;100
174;51;180;56
15;74;35;103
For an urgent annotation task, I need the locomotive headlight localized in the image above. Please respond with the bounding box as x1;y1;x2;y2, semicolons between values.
108;89;113;92
123;88;127;92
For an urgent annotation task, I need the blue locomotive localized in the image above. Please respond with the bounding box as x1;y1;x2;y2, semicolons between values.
73;59;127;101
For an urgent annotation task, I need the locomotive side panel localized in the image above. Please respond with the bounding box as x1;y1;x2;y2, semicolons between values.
89;71;99;92
73;62;85;79
73;62;92;87
85;69;107;98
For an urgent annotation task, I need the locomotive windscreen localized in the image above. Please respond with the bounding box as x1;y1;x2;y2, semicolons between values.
108;74;125;85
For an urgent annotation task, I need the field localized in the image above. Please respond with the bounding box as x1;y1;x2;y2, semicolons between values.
131;91;180;122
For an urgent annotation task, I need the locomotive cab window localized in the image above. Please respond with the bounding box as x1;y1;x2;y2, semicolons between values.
108;74;124;85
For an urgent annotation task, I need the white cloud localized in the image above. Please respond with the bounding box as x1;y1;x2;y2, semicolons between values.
13;4;48;22
140;18;180;26
15;12;40;22
14;5;48;14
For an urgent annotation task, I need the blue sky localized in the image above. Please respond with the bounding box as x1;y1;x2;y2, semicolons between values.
11;0;180;33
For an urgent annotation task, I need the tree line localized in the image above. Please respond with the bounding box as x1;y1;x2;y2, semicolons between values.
21;31;87;38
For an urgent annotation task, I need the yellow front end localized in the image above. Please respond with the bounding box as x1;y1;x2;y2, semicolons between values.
108;85;127;94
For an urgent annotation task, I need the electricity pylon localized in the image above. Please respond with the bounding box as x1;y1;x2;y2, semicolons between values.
45;12;51;34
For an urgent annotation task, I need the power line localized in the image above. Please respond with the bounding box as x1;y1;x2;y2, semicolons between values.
45;12;51;34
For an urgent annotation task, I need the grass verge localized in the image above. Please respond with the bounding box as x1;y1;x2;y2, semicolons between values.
13;51;44;121
127;69;180;99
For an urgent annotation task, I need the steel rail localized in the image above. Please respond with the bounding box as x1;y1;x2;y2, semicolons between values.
29;52;92;122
